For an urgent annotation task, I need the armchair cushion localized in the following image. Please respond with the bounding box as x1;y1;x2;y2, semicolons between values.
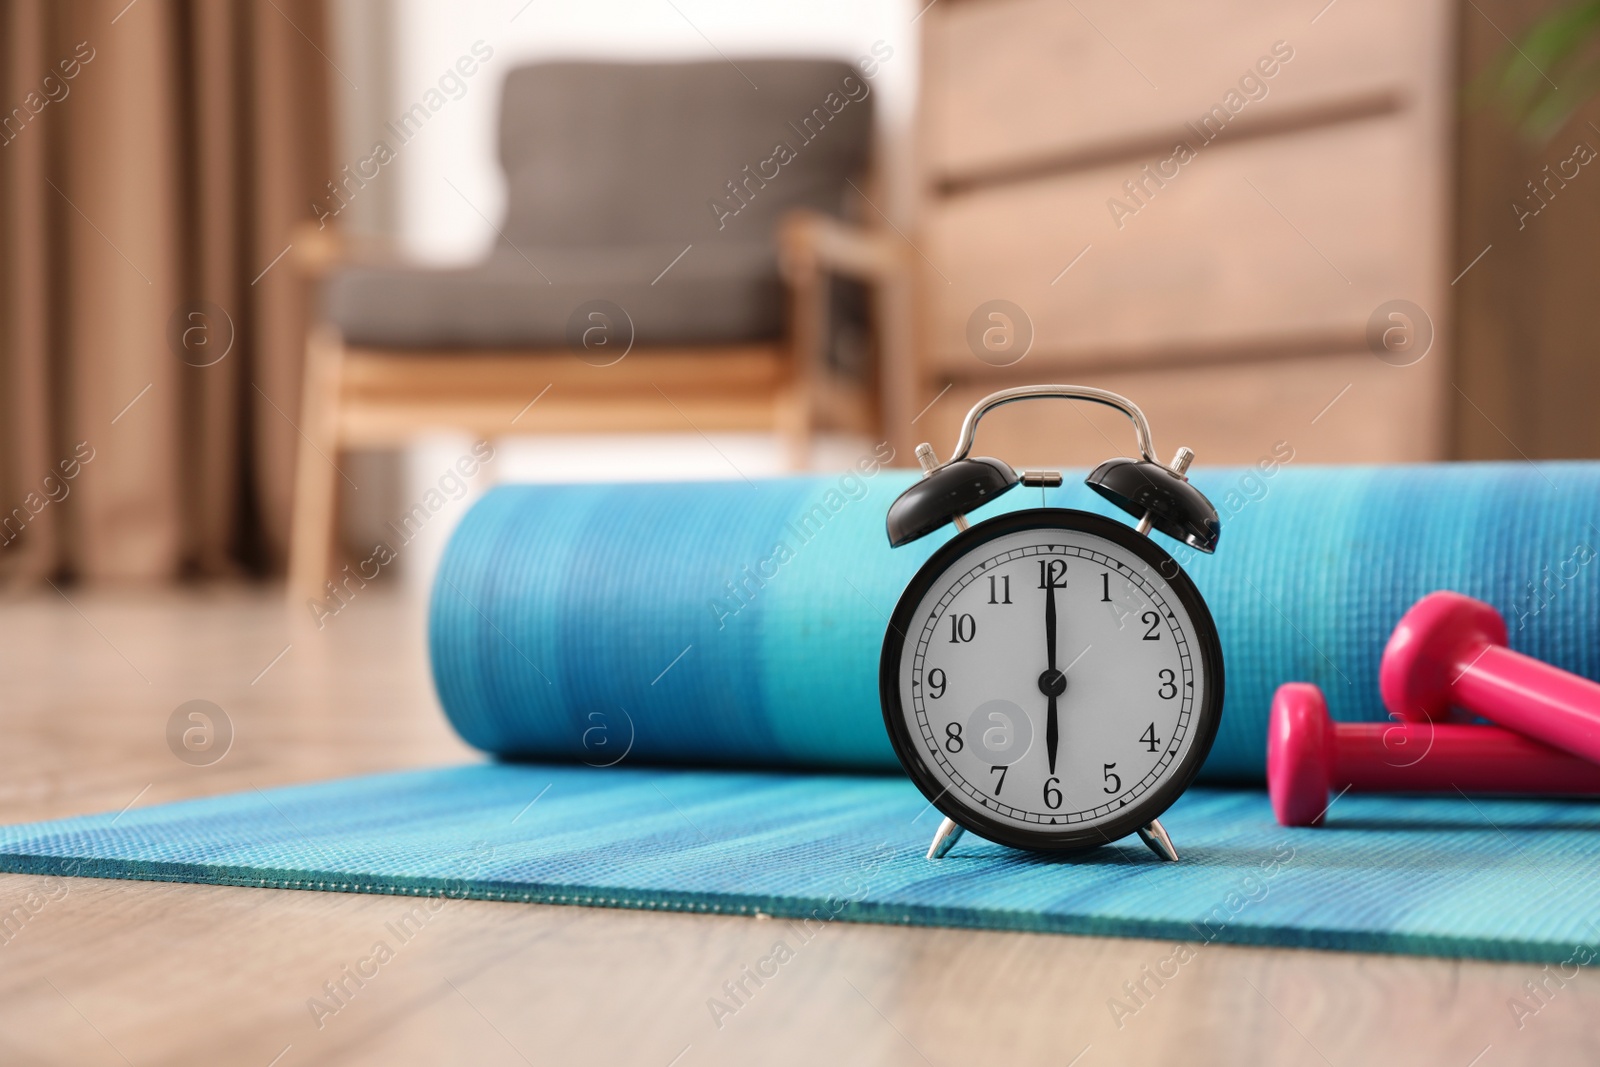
322;57;876;351
323;241;782;349
497;59;873;247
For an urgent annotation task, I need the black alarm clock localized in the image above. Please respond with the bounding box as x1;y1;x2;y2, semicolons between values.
879;385;1225;862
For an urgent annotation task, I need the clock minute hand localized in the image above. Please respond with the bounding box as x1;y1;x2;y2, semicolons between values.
1045;567;1060;776
1045;571;1058;673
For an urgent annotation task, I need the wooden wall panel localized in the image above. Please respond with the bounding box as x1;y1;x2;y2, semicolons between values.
923;0;1441;186
920;117;1431;370
914;353;1443;472
903;0;1458;466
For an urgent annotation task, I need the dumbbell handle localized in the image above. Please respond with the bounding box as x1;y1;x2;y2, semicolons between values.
1331;719;1600;794
1446;645;1600;766
1270;682;1600;827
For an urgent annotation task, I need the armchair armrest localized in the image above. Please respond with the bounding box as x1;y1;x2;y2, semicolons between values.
290;221;408;281
290;220;344;280
777;209;905;285
775;209;915;459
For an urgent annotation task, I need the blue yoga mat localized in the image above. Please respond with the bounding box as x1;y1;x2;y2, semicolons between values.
1;763;1597;963
7;461;1600;961
432;462;1600;779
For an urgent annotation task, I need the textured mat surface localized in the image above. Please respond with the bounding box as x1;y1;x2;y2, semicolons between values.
2;763;1598;963
431;463;1600;779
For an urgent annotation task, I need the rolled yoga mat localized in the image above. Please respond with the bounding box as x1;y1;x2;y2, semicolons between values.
6;461;1600;964
431;462;1600;780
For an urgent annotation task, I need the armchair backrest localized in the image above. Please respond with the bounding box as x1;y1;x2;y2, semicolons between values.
497;58;874;247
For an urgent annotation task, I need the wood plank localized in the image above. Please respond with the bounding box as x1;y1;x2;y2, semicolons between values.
338;394;789;446
934;90;1405;199
914;351;1445;469
777;210;905;281
922;0;1451;185
919;115;1448;373
287;326;345;604
335;348;872;447
340;346;787;398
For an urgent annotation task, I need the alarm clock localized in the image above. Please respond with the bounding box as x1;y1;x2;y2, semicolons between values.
879;385;1224;862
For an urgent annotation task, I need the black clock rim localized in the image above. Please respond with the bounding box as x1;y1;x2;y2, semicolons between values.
879;508;1225;853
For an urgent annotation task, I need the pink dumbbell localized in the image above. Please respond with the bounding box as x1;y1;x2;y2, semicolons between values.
1267;682;1600;827
1380;591;1600;765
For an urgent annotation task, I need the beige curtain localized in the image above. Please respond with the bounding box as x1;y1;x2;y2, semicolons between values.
0;0;331;583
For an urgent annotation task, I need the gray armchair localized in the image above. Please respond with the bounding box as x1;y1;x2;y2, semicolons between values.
288;58;909;600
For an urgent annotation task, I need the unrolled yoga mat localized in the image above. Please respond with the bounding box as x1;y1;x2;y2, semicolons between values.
432;462;1600;779
7;461;1600;962
2;763;1598;963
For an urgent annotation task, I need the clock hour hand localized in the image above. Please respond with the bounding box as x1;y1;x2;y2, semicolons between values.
1039;564;1066;776
1046;693;1058;776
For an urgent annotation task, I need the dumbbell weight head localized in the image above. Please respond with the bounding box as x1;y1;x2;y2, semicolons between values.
1380;591;1506;722
1267;683;1333;827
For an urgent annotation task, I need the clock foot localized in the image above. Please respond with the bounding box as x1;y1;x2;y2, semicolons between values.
1137;819;1179;862
926;817;966;860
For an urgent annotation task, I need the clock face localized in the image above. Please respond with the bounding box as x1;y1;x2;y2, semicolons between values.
880;509;1223;851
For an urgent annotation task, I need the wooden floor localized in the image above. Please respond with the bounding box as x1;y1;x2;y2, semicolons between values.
1;587;1596;1066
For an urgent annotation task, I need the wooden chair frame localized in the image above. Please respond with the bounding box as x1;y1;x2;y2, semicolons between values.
286;213;911;603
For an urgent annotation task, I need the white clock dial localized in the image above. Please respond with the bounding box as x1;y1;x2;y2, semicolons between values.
886;512;1220;846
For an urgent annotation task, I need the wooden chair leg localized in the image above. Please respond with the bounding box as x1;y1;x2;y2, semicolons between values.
287;325;344;607
777;387;813;470
876;268;916;463
781;261;826;471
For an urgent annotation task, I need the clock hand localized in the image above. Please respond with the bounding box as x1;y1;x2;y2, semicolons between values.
1046;692;1059;777
1042;566;1063;776
1045;571;1058;673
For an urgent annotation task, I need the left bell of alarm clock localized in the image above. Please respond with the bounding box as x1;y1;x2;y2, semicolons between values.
886;455;1018;547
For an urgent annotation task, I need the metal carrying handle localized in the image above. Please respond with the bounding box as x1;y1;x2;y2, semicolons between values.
943;384;1158;467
